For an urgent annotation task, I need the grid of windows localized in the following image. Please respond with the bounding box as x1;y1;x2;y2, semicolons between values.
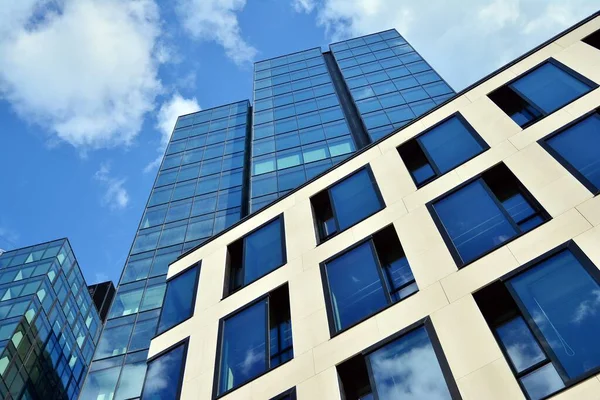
0;240;102;399
251;49;357;212
330;29;455;141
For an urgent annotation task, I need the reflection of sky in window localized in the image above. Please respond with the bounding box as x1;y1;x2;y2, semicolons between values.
367;326;451;400
496;317;545;373
519;363;564;400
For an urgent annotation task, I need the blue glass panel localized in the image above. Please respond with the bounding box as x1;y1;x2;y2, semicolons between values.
418;116;485;174
158;266;200;334
508;249;600;379
367;326;452;400
520;363;564;400
219;301;267;394
511;63;592;114
79;366;120;400
142;341;187;399
546;114;600;191
433;180;517;263
243;217;284;284
325;242;388;331
330;169;383;231
496;317;546;373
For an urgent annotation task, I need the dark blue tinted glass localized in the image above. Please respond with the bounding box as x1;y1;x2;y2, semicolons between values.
243;217;285;284
508;249;600;379
142;341;187;400
382;255;417;301
219;301;267;394
325;242;388;331
330;169;383;231
366;326;452;400
496;317;546;373
433;180;517;263
500;192;542;232
157;266;200;334
546;114;600;192
412;163;436;186
418;116;485;174
510;63;592;114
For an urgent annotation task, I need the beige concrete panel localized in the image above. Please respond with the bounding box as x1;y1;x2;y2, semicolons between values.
403;171;462;212
297;367;342;400
394;205;446;255
564;89;600;120
313;318;381;374
219;379;253;400
349;200;408;242
507;208;593;264
375;282;449;338
454;140;518;182
284;199;317;261
292;308;330;357
535;174;594;217
554;41;600;84
376;119;427;152
509;43;563;76
405;241;458;290
332;147;382;183
190;247;227;312
456;358;524;400
289;265;326;321
459;97;522;146
555;17;600;48
419;95;472;129
301;228;357;272
441;246;520;303
552;377;600;400
574;225;600;269
149;317;198;359
508;109;574;150
250;351;315;399
369;148;416;205
431;295;503;380
577;196;600;227
464;69;517;102
180;373;214;400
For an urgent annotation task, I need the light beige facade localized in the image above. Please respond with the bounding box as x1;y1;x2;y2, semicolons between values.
150;14;600;400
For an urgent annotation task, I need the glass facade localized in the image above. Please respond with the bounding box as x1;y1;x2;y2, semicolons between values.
0;239;102;399
82;101;251;399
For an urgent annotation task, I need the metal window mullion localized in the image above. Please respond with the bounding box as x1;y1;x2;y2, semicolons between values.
508;83;547;117
480;179;521;234
369;240;393;305
416;135;442;177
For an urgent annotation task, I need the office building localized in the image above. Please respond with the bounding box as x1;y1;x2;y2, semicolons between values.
147;12;600;400
0;239;102;399
81;28;452;399
87;282;116;324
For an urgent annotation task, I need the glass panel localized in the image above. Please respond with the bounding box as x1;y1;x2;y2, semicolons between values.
115;362;147;400
243;217;284;284
519;363;565;400
546;114;600;191
130;313;159;352
325;242;388;331
108;284;144;318
218;301;267;395
508;249;600;379
95;317;134;359
511;62;592;114
433;180;517;264
330;169;383;231
366;326;452;400
142;341;187;400
158;266;200;334
496;317;546;373
140;283;166;311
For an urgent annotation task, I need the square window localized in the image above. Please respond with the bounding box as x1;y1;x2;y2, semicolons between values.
157;265;200;334
141;339;188;399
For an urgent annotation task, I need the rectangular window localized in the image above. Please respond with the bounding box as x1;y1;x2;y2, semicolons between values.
488;60;596;128
539;112;600;194
475;242;600;400
157;264;200;335
311;167;385;243
226;215;286;295
321;226;417;334
216;285;293;397
337;319;460;400
141;338;188;400
398;114;488;187
429;163;549;266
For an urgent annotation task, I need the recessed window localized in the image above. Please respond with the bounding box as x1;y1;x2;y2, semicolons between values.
226;215;286;295
489;60;596;128
337;320;460;400
398;114;488;187
270;388;296;400
216;285;293;397
429;163;549;266
539;112;600;195
311;167;384;242
141;338;188;400
475;242;600;400
157;264;200;335
582;29;600;50
321;225;417;334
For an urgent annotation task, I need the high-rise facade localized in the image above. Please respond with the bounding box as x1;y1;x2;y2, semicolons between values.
0;239;102;399
146;12;600;400
81;28;453;400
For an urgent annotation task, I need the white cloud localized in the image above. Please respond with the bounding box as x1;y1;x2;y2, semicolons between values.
144;93;200;173
175;0;257;66
0;0;164;149
94;162;130;210
292;0;316;13
294;0;599;90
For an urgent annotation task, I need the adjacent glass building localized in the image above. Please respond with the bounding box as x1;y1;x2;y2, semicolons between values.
0;239;102;399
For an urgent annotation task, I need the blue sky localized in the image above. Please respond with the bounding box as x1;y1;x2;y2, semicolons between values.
0;0;597;285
